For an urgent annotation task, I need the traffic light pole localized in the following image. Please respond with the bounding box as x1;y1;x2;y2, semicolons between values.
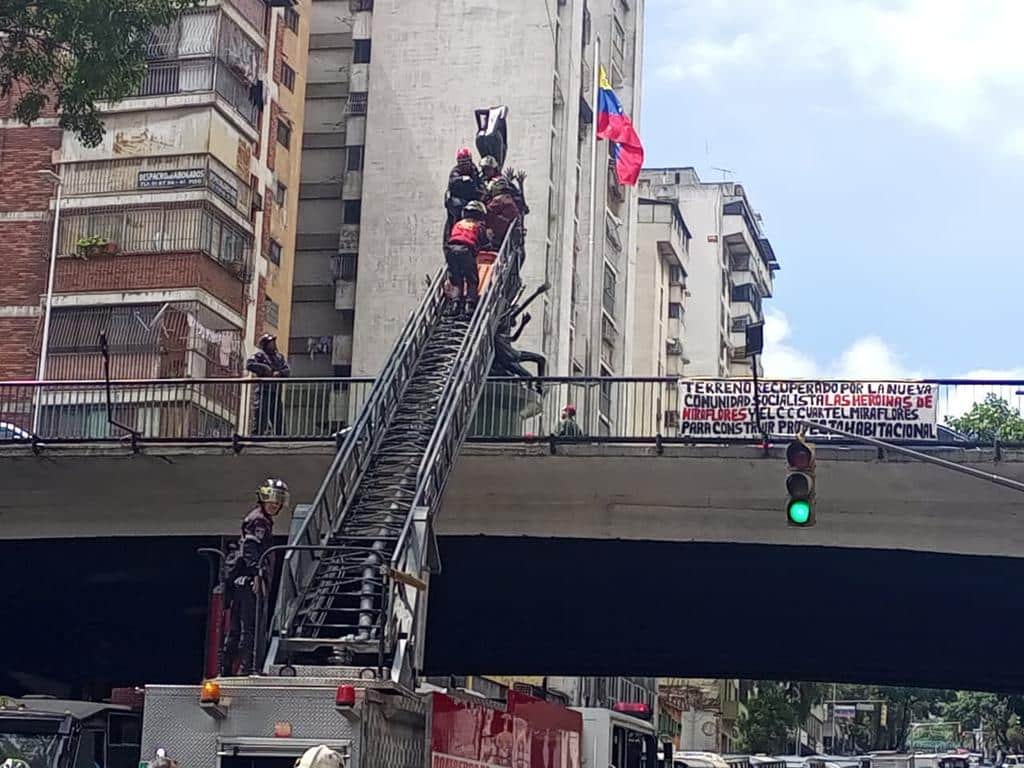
801;419;1024;495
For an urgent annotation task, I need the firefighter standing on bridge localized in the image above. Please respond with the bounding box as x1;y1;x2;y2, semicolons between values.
220;477;290;676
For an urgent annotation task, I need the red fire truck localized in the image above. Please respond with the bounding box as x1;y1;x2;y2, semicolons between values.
138;677;659;768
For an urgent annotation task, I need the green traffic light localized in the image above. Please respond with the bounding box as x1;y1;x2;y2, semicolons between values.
787;499;812;525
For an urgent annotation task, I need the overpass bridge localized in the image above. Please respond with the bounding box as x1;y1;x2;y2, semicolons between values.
4;375;1024;693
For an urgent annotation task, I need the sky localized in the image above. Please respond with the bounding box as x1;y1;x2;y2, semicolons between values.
640;0;1024;381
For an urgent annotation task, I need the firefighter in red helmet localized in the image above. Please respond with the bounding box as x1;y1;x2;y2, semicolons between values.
555;404;584;438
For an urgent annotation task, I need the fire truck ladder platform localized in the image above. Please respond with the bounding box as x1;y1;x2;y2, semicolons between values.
265;224;522;683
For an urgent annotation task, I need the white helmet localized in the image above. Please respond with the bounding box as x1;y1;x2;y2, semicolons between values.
295;746;345;768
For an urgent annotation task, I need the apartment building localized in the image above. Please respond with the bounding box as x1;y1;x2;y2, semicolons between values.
637;168;779;378
289;0;645;408
0;0;309;435
632;197;690;378
659;678;752;753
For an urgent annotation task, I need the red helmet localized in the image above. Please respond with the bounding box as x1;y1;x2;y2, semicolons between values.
562;404;576;416
456;147;473;161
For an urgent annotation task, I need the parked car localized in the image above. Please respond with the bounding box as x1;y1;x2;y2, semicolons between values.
0;421;33;440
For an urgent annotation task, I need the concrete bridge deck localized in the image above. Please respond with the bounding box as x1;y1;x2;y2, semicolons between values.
3;441;1023;558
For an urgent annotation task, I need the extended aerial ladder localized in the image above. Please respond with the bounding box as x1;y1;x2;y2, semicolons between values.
263;107;520;685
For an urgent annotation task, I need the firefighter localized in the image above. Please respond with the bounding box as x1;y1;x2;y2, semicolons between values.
443;147;483;246
479;155;501;195
555;404;584;438
445;200;487;317
220;478;290;676
246;334;290;436
484;176;520;249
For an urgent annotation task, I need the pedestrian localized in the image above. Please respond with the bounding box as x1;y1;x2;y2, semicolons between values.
555;404;584;438
246;334;290;436
220;477;290;676
445;200;487;317
443;147;483;246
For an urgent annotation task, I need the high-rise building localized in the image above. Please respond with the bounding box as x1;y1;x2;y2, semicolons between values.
632;196;691;378
289;0;646;399
637;168;779;377
0;0;309;434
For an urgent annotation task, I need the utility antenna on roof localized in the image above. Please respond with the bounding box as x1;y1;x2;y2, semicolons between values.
711;166;734;181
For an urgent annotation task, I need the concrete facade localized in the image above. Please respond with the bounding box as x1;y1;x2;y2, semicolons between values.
637;168;779;377
631;197;690;377
288;0;646;391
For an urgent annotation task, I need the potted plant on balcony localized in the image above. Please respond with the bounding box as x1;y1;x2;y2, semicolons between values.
76;235;120;258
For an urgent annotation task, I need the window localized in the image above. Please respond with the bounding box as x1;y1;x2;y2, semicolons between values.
669;265;685;285
343;199;361;225
668;302;682;319
276;118;292;148
275;181;287;206
281;62;296;91
338;253;357;280
284;6;299;32
265;296;279;328
268;238;282;265
346;146;364;172
603;264;616;315
353;39;372;64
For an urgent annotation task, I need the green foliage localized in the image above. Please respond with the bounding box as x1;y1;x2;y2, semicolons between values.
76;235;109;248
943;691;1024;751
0;0;197;146
738;683;799;754
947;394;1024;443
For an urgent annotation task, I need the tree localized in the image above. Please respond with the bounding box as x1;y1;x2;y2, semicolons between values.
1;0;197;146
738;683;799;754
943;692;1024;752
947;394;1024;443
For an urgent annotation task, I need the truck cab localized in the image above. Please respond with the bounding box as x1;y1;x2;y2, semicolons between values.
0;698;140;768
574;706;659;768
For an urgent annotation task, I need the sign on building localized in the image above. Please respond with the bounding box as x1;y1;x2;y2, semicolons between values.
137;168;205;190
677;380;938;441
834;705;857;719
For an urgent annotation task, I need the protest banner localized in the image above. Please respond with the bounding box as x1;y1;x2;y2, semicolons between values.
677;380;938;440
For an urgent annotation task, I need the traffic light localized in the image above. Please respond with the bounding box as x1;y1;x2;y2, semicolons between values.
785;438;816;526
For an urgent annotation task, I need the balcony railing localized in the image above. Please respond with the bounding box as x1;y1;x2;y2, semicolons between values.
61;154;253;214
1;378;1023;447
58;203;254;280
134;58;259;126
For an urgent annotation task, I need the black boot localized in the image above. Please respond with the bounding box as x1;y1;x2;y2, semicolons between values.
462;299;477;319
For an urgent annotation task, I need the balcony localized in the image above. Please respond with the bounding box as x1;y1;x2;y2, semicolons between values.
60;154;253;218
56;203;255;313
638;199;688;269
131;12;263;127
223;0;267;36
729;282;763;316
46;301;243;381
607;159;625;205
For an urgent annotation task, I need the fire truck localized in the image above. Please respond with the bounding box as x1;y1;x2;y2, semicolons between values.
138;105;663;767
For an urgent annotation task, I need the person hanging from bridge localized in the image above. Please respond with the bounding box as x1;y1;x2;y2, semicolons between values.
443;147;483;247
491;283;549;393
247;334;290;436
445;200;487;318
220;477;290;676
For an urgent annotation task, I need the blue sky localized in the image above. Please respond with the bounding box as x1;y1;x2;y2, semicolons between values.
641;0;1024;379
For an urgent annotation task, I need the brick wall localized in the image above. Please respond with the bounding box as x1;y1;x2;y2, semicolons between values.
0;85;59;120
253;275;268;343
0;127;62;212
267;101;278;173
55;252;248;315
0;220;50;306
0;317;39;379
273;16;285;85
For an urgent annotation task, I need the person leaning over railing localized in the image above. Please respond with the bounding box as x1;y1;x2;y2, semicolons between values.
246;333;290;436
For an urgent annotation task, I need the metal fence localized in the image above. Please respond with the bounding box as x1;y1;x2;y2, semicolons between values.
1;377;1024;445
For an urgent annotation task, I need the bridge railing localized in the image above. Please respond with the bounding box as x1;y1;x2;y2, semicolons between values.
1;376;1024;446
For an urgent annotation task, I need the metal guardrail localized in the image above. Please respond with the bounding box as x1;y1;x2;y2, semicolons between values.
2;377;1024;447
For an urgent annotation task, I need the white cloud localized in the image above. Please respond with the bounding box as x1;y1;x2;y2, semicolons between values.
651;0;1024;152
761;309;1024;421
761;308;915;379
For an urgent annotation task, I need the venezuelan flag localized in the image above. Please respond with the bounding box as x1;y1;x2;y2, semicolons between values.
596;66;644;186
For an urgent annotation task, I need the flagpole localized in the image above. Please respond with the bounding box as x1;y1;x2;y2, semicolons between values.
586;35;601;378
